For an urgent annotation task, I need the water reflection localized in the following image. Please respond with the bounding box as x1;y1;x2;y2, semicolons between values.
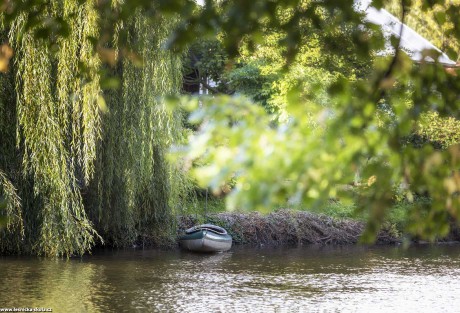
0;257;100;312
0;244;460;312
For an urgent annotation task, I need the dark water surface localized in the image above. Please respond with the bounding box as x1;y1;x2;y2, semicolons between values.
1;244;460;312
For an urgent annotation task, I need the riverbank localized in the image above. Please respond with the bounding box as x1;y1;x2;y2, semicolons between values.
174;209;460;247
176;210;400;246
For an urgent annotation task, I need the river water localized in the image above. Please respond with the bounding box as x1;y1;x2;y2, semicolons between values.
1;244;460;313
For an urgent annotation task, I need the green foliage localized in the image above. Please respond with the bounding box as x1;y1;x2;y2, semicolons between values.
385;0;460;150
2;0;460;248
385;0;460;59
0;1;191;256
414;112;460;149
0;170;23;251
226;62;276;109
6;0;103;256
175;50;460;242
184;39;228;88
192;15;372;119
320;202;361;221
167;1;460;242
88;10;190;246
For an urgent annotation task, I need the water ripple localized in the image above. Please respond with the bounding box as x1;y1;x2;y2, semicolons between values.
1;245;460;312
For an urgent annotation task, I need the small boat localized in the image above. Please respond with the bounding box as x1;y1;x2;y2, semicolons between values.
179;224;232;252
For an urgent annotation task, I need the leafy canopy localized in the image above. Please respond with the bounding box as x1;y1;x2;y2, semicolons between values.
2;0;460;243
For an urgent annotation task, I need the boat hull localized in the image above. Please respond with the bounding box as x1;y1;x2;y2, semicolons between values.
180;229;232;252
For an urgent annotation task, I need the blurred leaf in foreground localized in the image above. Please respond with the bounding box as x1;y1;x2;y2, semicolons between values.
0;43;13;72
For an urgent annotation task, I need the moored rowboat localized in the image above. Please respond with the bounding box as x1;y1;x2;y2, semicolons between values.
179;224;232;252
